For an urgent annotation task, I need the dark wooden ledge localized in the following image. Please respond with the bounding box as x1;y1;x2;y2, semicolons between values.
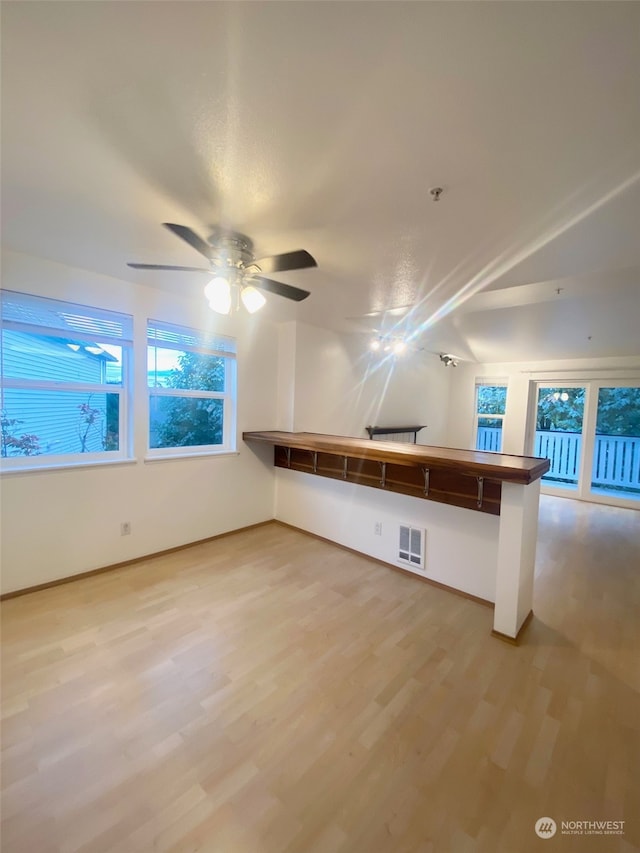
366;425;426;442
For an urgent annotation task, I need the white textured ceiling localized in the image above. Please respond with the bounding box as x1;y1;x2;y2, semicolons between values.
2;1;639;362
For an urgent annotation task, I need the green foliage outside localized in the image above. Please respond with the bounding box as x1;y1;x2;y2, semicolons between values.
104;393;120;450
476;386;506;430
477;385;507;416
595;387;640;436
0;411;41;457
537;388;585;432
537;387;640;435
476;384;639;436
153;352;225;448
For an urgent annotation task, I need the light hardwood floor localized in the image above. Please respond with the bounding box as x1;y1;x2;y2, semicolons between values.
1;496;639;853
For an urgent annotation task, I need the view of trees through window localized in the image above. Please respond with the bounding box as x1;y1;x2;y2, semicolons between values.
475;384;507;452
536;387;640;435
149;351;226;449
477;385;507;425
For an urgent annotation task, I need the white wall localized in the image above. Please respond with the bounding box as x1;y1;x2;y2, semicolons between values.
276;322;296;431
285;322;452;445
0;250;279;594
446;356;640;455
275;469;499;602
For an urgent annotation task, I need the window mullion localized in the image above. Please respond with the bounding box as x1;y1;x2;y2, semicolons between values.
148;341;236;360
149;388;225;400
1;378;121;394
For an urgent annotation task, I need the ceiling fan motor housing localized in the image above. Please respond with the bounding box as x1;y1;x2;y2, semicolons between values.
207;229;257;272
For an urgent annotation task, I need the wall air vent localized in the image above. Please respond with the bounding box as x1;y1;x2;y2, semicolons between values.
398;525;425;571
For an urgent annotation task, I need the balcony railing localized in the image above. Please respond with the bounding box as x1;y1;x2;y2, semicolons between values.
535;430;581;483
591;434;640;490
476;427;640;494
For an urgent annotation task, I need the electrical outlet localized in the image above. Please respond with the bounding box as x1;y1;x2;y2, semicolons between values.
374;521;382;536
120;522;131;536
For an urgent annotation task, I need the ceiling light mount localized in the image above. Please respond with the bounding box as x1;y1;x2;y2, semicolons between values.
429;186;444;202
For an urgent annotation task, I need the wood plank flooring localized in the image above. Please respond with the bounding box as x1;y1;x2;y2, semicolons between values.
1;496;639;853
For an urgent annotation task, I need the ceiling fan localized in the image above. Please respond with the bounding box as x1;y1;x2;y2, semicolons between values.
128;223;317;314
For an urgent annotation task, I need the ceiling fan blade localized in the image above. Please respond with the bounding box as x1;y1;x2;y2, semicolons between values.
254;249;317;274
251;275;310;302
128;263;211;273
163;223;212;259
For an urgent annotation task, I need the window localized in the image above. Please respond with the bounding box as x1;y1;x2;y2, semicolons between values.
475;383;507;452
147;319;236;457
1;290;132;469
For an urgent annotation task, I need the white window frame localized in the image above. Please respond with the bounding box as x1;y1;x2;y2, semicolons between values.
1;290;133;472
474;381;508;452
146;319;237;460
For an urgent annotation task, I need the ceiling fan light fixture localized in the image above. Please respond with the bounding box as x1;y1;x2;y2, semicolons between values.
240;285;266;314
205;276;232;315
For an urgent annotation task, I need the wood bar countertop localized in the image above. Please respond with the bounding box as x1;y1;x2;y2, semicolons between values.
243;431;550;485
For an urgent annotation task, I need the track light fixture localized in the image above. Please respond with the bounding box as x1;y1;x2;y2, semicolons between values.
439;353;459;367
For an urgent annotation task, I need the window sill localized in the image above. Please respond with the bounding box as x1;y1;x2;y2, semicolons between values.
144;450;240;463
0;458;138;476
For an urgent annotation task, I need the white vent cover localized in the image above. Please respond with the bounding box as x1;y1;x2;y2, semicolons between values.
398;525;425;570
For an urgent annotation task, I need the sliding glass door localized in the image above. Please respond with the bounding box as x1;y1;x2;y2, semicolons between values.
590;387;640;502
532;381;639;507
